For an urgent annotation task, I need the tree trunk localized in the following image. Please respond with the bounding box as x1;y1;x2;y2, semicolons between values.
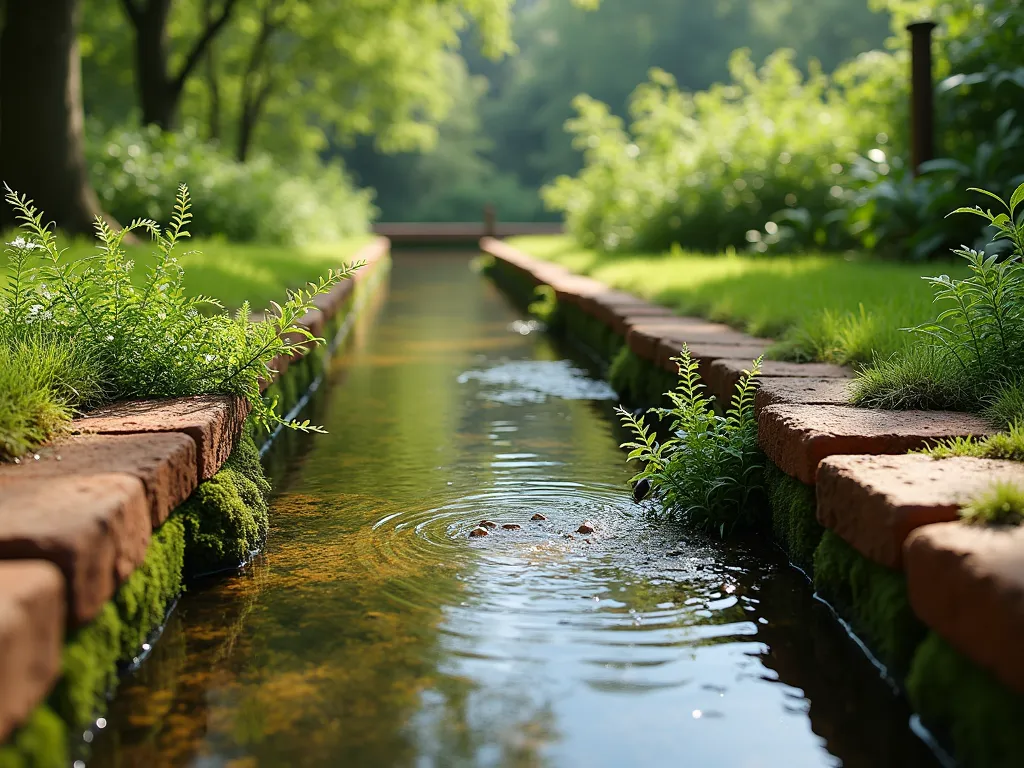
121;0;240;131
0;0;102;234
133;0;177;129
204;0;222;142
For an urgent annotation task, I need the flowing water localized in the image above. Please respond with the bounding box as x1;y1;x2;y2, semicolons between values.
91;252;940;768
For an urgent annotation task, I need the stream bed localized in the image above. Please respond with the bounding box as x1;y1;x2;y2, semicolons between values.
90;252;939;767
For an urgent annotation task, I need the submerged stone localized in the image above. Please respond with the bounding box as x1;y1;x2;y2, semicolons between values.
577;523;595;535
478;520;498;529
469;527;489;538
502;524;521;531
531;513;547;521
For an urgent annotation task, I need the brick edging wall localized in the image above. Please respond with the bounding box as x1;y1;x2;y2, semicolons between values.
481;237;1024;750
0;237;391;744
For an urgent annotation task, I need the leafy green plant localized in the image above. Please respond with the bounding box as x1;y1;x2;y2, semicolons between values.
543;49;901;255
960;481;1024;526
1;185;361;441
856;184;1024;414
617;346;764;537
86;123;375;245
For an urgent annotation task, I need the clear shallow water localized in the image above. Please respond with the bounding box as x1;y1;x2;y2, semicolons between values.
90;253;938;767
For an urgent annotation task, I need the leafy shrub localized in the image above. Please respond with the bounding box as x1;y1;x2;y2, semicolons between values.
855;184;1024;418
543;49;900;254
617;347;764;537
961;481;1024;526
1;185;359;446
87;124;375;244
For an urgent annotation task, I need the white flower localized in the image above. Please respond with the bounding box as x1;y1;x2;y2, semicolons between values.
7;236;44;251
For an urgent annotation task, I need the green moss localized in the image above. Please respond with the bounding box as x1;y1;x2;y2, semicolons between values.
115;515;185;658
765;464;822;573
0;706;68;768
813;531;926;677
527;285;562;329
180;473;260;577
51;602;121;731
908;633;1024;767
180;437;270;578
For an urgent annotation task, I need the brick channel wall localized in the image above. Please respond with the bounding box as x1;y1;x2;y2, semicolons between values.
0;238;390;757
481;236;1024;767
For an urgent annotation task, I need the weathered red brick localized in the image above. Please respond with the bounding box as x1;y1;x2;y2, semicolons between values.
74;395;247;481
654;342;768;385
709;359;851;408
759;404;993;484
0;474;151;625
818;454;1024;569
754;376;854;414
0;561;65;742
0;433;198;527
905;521;1024;694
627;320;759;363
584;292;677;334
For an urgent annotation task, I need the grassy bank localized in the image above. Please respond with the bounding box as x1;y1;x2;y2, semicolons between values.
1;198;369;461
1;236;374;310
511;235;963;367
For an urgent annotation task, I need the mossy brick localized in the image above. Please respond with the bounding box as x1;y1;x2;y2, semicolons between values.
818;454;1024;570
813;531;925;677
905;521;1024;695
907;632;1024;768
51;514;186;734
0;562;65;743
753;376;855;415
73;395;249;480
115;515;185;660
758;404;993;484
765;464;821;574
0;433;197;528
0;475;151;626
179;438;270;580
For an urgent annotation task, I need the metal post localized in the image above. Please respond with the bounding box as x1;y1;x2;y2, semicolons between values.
908;21;937;176
483;203;496;239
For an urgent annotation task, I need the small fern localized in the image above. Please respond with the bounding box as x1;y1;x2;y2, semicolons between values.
617;345;765;538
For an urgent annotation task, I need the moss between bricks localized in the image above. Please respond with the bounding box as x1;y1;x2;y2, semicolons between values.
908;632;1024;768
52;513;185;734
813;531;926;677
181;433;270;578
0;706;67;768
1;433;273;766
765;464;822;574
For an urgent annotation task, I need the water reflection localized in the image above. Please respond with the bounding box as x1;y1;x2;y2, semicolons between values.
90;253;937;767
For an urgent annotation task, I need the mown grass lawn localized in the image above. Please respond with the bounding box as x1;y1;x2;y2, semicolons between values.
1;236;375;310
511;235;967;367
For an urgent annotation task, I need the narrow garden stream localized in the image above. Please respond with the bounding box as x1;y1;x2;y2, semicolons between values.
91;252;939;767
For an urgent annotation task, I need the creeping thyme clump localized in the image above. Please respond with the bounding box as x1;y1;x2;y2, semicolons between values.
0;184;360;454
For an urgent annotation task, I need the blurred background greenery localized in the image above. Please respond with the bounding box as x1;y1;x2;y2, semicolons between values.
3;0;1022;256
